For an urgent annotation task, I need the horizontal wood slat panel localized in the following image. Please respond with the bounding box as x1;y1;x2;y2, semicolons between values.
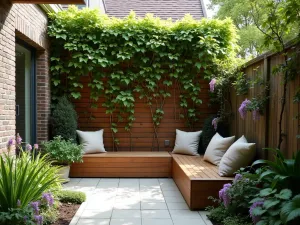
172;154;233;210
70;152;172;178
75;76;217;152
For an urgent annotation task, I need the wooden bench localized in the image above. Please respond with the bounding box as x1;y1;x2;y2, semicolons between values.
70;152;172;178
172;154;233;210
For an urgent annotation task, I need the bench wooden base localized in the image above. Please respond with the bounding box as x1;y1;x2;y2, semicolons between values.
172;154;233;210
70;152;172;178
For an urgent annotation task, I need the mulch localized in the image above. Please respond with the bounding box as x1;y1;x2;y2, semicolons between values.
50;203;80;225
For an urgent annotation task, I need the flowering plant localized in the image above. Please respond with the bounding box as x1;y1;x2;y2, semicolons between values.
238;96;267;121
7;133;39;154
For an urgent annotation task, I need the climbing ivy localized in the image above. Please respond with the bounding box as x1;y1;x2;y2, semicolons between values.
48;7;238;149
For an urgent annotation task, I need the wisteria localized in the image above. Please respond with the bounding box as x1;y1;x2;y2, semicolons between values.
212;117;219;130
34;144;39;150
7;137;15;151
233;174;243;183
238;99;251;119
42;192;54;206
219;183;232;207
252;109;260;121
249;201;264;224
209;78;217;92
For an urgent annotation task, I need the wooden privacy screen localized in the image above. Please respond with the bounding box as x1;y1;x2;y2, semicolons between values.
74;76;216;152
230;45;300;159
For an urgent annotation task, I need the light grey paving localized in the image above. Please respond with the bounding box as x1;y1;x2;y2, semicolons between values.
64;178;212;225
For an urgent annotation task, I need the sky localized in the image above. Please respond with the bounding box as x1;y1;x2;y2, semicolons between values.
202;0;218;18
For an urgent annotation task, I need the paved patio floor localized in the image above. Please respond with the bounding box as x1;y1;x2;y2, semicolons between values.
63;178;213;225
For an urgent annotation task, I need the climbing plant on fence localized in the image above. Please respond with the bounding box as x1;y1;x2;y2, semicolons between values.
48;7;238;149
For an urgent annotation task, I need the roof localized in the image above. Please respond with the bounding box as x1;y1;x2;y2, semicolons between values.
103;0;207;20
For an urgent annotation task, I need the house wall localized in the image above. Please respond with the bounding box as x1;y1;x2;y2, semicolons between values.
0;0;51;153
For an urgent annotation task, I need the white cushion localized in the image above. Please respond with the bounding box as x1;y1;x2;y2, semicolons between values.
203;133;235;165
76;130;106;154
219;135;256;176
172;129;202;156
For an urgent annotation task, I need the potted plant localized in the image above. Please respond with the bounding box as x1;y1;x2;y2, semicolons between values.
42;136;83;182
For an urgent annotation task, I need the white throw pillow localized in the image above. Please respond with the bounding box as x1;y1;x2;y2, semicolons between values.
76;129;106;154
172;129;202;156
219;135;256;176
203;133;235;165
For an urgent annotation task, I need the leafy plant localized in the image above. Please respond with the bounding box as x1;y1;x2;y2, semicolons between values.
52;96;78;141
206;205;231;223
252;148;300;194
56;190;86;204
233;71;249;95
42;136;83;165
0;207;35;225
48;7;239;150
223;215;253;225
0;150;61;212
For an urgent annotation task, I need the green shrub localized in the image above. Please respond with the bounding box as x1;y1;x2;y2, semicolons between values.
56;190;86;204
0;151;61;212
0;207;35;225
199;116;216;154
223;216;252;225
206;205;230;223
52;96;77;141
42;136;83;165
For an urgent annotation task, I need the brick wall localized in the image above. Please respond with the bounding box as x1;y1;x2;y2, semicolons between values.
0;0;50;153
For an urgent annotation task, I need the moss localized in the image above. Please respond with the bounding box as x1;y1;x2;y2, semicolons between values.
56;190;86;204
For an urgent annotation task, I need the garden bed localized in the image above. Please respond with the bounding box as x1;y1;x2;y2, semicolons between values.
50;203;80;225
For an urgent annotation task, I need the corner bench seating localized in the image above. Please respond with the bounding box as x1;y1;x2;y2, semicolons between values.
70;151;233;210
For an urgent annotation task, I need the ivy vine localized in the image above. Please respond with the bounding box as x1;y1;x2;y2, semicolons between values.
48;7;238;149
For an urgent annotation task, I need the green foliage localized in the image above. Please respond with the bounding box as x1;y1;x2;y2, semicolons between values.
42;136;83;165
233;71;249;95
52;96;78;141
223;216;253;225
252;148;300;194
0;207;35;225
199;116;216;154
40;201;59;225
56;190;86;204
48;7;238;148
206;205;231;223
0;151;61;212
227;175;260;215
209;0;298;58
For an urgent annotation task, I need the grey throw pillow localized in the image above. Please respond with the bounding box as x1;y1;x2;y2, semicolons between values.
172;129;202;156
76;129;106;154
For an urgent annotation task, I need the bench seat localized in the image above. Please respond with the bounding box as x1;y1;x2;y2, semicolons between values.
172;154;233;210
70;152;172;178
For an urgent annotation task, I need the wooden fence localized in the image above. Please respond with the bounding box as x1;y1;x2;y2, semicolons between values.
230;45;300;159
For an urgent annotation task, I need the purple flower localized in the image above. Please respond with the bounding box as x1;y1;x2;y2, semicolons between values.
26;144;32;151
34;144;39;150
249;201;264;224
238;99;251;119
212;117;219;130
219;183;231;207
252;109;260;121
17;199;21;207
209;78;217;92
24;216;28;222
34;215;43;225
233;174;243;183
7;137;15;150
16;134;22;145
30;201;40;214
42;193;54;206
